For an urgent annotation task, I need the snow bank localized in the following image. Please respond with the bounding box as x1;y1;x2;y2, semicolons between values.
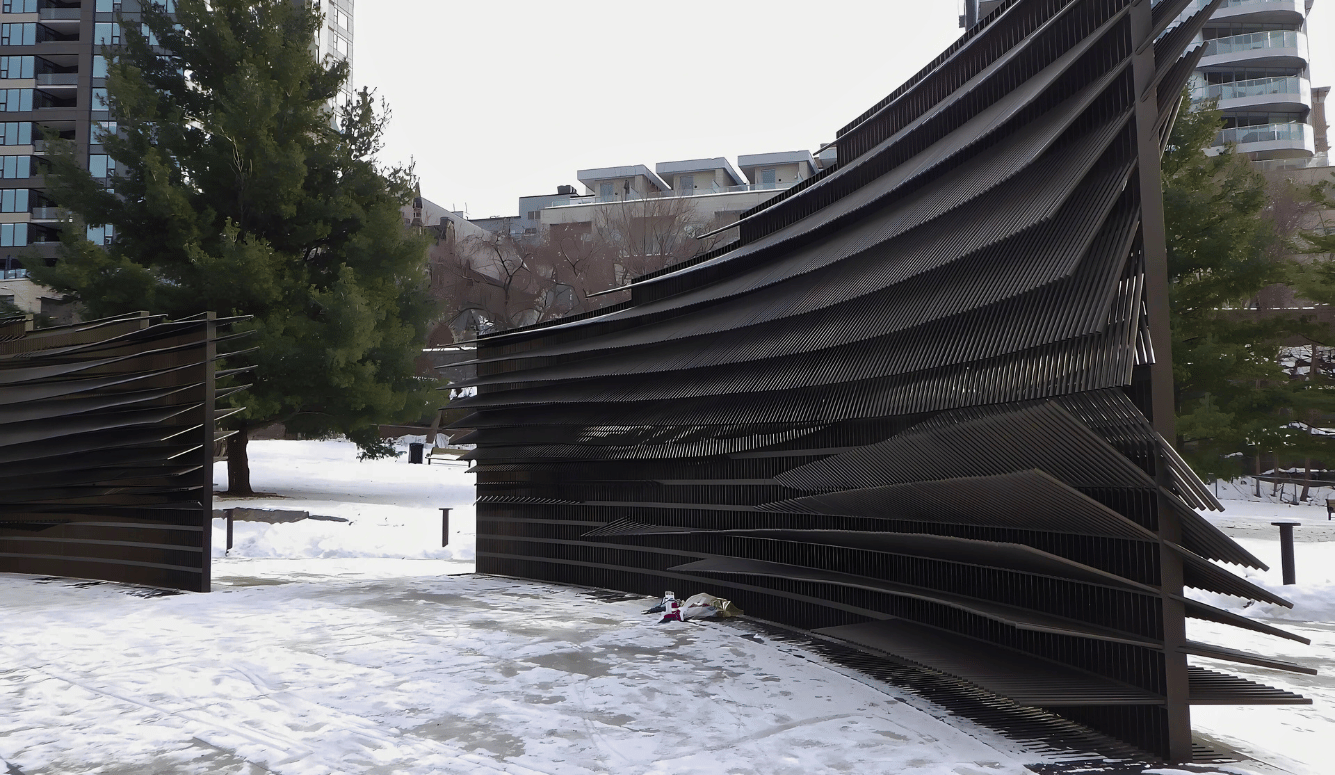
213;439;476;563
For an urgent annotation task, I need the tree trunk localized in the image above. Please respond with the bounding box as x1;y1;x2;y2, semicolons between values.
1302;457;1312;502
225;423;253;496
1255;453;1262;497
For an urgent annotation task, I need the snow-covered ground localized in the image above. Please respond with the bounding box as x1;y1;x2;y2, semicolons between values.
1;441;1333;774
1;440;1039;775
211;439;477;563
1185;486;1335;775
0;568;1041;775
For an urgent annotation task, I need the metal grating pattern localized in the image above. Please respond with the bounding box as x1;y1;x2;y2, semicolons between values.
460;0;1307;761
0;312;246;593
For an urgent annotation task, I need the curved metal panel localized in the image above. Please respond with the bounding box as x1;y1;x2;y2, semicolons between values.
462;0;1307;759
0;313;245;592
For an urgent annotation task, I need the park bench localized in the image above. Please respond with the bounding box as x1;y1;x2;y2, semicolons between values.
427;444;464;465
423;409;466;465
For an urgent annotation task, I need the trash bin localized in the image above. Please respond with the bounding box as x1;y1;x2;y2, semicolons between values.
409;442;424;464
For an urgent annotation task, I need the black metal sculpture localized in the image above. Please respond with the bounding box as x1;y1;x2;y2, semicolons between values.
0;312;247;593
457;0;1311;759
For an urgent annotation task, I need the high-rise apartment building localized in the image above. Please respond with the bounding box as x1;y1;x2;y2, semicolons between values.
961;1;1323;161
957;0;1006;28
1194;0;1317;160
0;0;353;315
311;0;353;106
0;0;139;312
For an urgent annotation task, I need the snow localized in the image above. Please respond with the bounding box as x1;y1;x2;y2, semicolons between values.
212;439;476;563
1186;484;1335;774
0;440;1038;775
3;441;1334;773
0;571;1036;774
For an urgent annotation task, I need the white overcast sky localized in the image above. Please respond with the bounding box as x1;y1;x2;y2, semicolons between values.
356;1;1335;220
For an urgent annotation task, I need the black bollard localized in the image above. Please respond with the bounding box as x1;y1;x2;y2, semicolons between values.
226;510;234;552
441;507;451;547
1271;521;1299;585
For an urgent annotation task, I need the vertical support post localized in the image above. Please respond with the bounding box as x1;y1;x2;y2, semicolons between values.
226;510;234;552
200;312;217;592
1272;521;1298;585
1130;0;1192;761
441;507;452;547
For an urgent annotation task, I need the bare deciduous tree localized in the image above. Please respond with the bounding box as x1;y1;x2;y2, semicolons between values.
428;194;736;341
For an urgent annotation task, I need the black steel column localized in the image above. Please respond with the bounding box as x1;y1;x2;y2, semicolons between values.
1130;0;1192;761
200;312;218;591
1273;521;1298;585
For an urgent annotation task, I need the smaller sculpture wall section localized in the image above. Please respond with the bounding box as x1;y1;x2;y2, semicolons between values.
0;312;246;592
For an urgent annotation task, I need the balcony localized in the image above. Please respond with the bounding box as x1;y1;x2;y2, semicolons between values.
1192;74;1310;113
35;72;77;88
30;206;60;220
37;8;81;22
1195;0;1305;25
1252;152;1331;172
1211;121;1315;159
1199;30;1307;69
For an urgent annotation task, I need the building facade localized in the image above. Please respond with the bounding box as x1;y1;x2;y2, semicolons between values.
965;0;1324;160
1193;0;1318;160
311;0;353;107
482;150;825;248
0;0;353;315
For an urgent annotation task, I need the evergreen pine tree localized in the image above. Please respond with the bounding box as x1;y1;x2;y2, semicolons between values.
28;0;436;493
1162;93;1318;480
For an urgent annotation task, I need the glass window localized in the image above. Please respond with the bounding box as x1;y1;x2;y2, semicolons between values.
89;154;114;178
2;1;38;13
86;223;113;245
334;9;349;29
0;155;30;178
0;23;35;46
0;56;33;80
0;222;27;248
91;87;109;111
92;120;116;143
92;55;108;79
0;89;32;112
0;188;27;212
96;0;117;11
599;182;613;200
0;122;30;145
94;23;120;46
333;35;349;56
